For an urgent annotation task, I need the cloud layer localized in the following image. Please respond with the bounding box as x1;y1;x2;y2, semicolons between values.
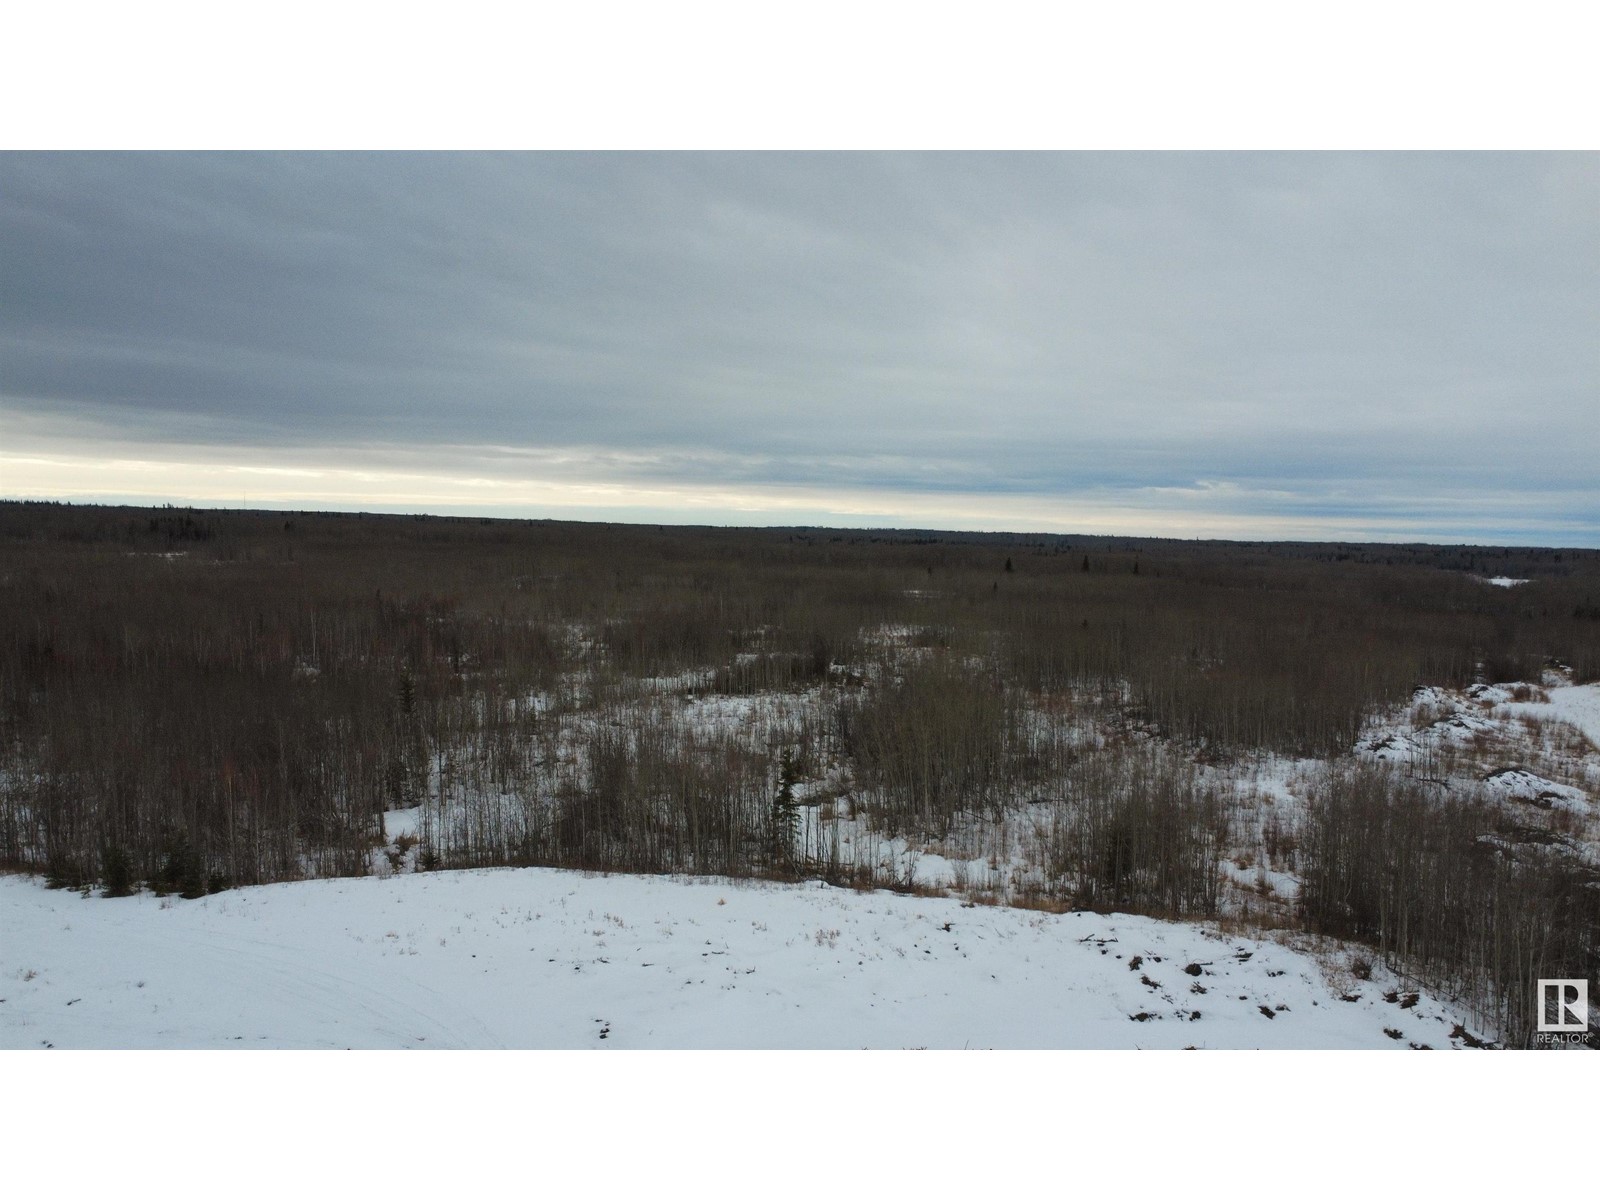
3;152;1595;542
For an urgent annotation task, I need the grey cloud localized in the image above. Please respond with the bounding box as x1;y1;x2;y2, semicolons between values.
2;152;1596;542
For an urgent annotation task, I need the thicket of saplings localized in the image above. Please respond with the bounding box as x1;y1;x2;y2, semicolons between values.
3;502;1598;1044
1300;765;1600;1049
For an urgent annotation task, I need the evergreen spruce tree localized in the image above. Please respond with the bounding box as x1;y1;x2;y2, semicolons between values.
153;828;204;897
772;748;799;872
44;848;81;891
101;843;134;897
178;840;208;900
397;667;416;719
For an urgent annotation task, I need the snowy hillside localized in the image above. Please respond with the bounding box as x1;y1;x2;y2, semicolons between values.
1;868;1486;1050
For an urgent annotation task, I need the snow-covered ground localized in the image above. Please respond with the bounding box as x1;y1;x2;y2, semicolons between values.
1355;679;1598;791
1543;681;1600;749
1;868;1484;1050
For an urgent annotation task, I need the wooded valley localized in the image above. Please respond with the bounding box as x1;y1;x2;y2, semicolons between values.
3;501;1597;1045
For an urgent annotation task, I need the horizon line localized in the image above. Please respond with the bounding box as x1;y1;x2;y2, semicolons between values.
5;495;1597;555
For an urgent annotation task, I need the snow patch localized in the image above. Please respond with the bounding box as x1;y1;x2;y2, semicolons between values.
1479;769;1590;815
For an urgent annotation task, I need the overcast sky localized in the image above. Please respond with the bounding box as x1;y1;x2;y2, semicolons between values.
2;152;1595;543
